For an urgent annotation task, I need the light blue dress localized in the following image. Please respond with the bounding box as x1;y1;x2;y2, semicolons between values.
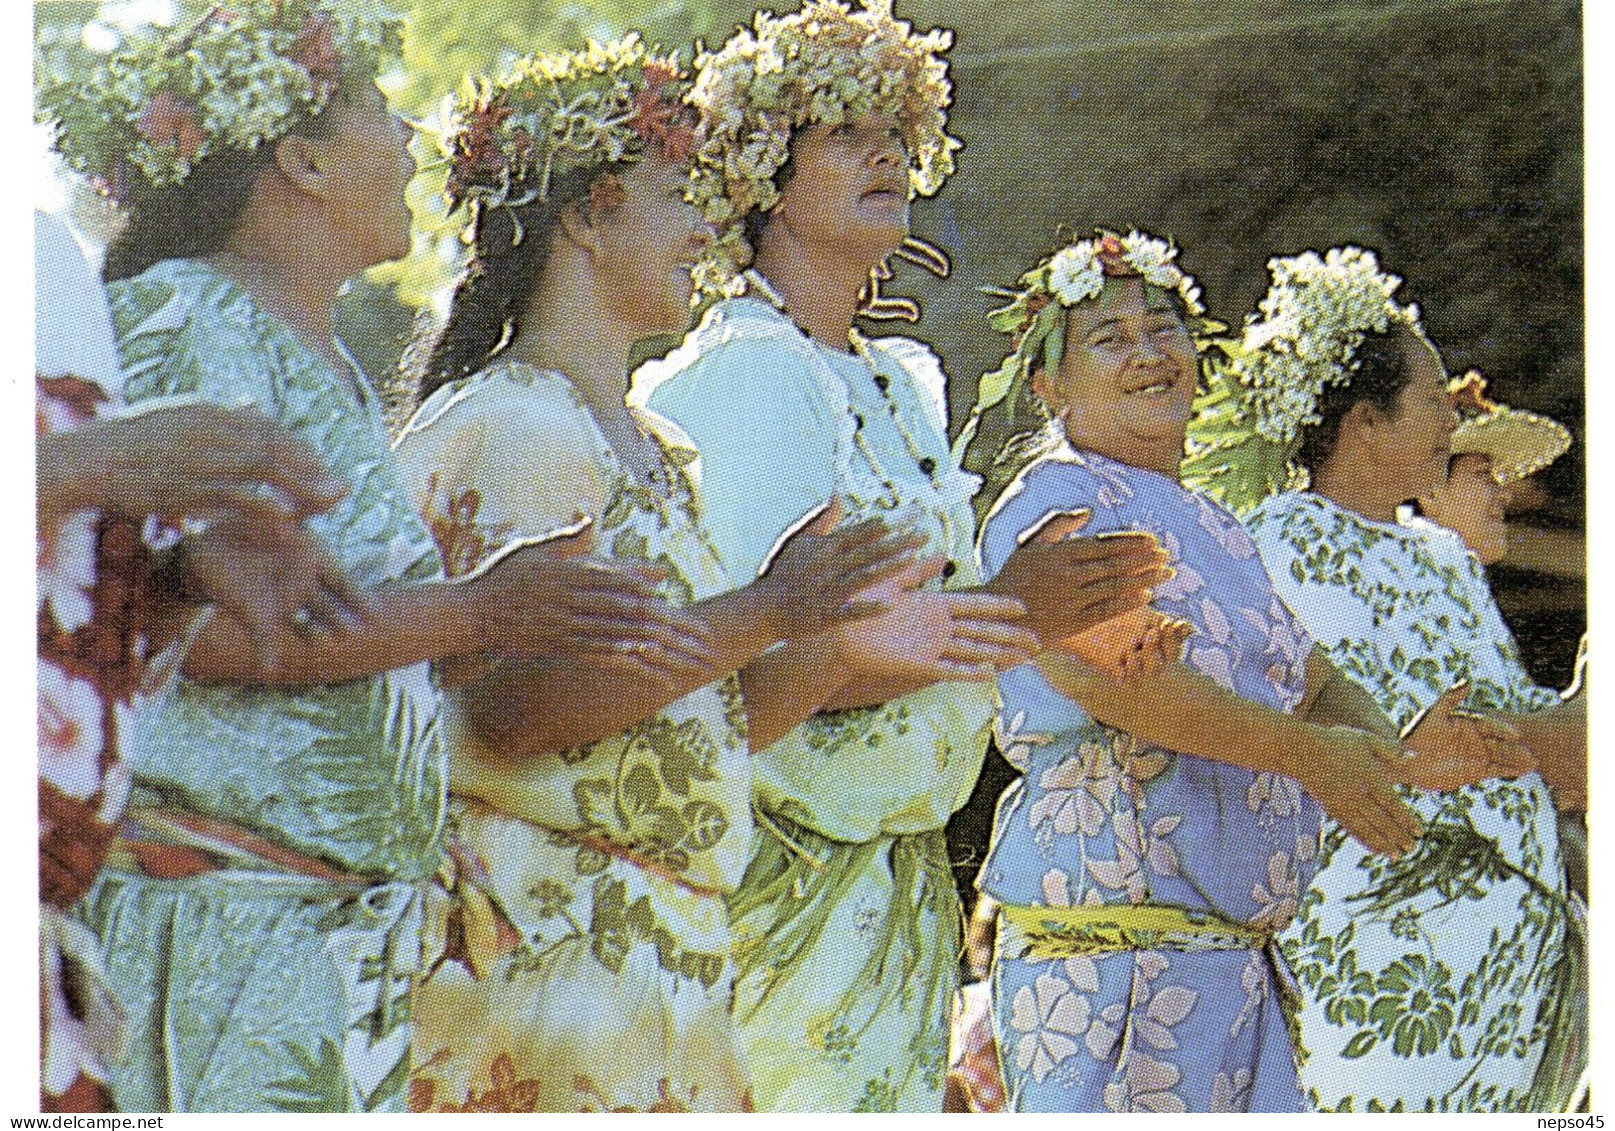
976;446;1319;1112
635;294;996;1112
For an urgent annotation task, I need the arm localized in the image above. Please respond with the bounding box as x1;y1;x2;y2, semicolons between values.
1035;650;1422;858
1298;644;1397;736
1515;694;1586;810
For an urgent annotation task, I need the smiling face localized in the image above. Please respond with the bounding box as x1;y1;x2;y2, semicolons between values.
765;113;911;265
1033;275;1199;475
591;151;710;336
1419;452;1511;564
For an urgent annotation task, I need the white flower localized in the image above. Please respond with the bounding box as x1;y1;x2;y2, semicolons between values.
39;510;99;634
1047;246;1104;307
1009;972;1091;1084
39;659;104;802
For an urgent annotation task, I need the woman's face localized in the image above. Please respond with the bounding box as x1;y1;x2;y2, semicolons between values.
766;113;911;264
1035;276;1199;474
592;151;709;335
1419;452;1511;564
312;83;416;269
1372;335;1458;501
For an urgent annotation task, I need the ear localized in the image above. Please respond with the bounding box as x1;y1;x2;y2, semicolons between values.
1342;399;1387;449
272;134;331;199
557;201;602;259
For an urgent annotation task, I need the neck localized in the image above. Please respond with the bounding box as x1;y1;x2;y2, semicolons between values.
507;248;639;421
752;223;888;352
209;204;359;365
1067;427;1184;479
1310;454;1405;524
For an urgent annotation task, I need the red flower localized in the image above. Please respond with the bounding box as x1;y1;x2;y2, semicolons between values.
290;11;343;98
1095;231;1139;277
138;92;204;162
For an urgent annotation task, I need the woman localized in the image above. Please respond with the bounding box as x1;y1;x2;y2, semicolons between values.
1212;247;1581;1111
632;3;1188;1112
37;208;370;1111
43;3;707;1111
965;232;1526;1113
390;39;930;1113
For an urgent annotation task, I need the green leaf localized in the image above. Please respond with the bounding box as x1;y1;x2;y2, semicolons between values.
621;764;663;818
363;1047;411;1112
575;844;609;876
1341;1031;1379;1059
681;799;729;851
262;1037;355;1113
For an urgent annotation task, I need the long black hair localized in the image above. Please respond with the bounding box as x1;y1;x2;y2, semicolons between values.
410;163;615;406
101;72;370;284
1295;326;1423;473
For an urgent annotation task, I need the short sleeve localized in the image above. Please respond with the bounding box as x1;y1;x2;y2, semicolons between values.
641;322;840;582
393;366;611;575
978;458;1112;581
110;271;282;414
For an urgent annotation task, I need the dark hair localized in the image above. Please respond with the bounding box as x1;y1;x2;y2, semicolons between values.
741;145;796;256
102;76;366;283
411;163;612;405
1295;326;1422;472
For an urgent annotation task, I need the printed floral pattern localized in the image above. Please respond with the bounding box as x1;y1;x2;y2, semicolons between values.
977;447;1320;1112
395;361;753;1111
1248;490;1576;1112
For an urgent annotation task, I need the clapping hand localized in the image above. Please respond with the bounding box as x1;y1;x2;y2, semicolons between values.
1301;726;1425;859
1056;607;1195;681
753;496;927;638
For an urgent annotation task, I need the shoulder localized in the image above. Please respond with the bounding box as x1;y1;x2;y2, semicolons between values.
399;361;601;461
631;297;819;405
861;333;951;429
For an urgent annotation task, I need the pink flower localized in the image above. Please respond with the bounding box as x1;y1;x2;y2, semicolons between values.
39;659;105;801
138;92;204;161
1009;972;1091;1084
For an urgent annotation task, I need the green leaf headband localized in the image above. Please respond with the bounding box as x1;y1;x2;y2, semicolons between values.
953;229;1212;465
40;0;404;202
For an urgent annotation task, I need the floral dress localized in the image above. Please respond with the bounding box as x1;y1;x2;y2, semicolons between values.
36;211;185;1111
393;362;754;1112
635;295;997;1112
78;259;445;1113
1247;490;1578;1112
976;447;1320;1113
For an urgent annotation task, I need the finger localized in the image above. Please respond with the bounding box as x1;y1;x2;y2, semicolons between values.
571;618;720;667
804;496;845;537
759;500;838;576
1024;508;1093;545
238;427;351;516
944;592;1028;621
887;553;948;593
940;638;1036;669
826;598;896;625
316;557;372;628
839;549;925;595
952;619;1043;651
294;584;353;637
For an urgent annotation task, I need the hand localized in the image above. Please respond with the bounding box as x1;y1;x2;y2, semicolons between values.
179;514;370;675
986;509;1172;644
460;524;719;684
1056;607;1195;682
1296;726;1424;859
753;496;927;638
1397;682;1535;791
43;403;349;526
834;555;1038;684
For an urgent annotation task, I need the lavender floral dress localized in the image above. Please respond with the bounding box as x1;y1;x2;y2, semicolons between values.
976;446;1319;1112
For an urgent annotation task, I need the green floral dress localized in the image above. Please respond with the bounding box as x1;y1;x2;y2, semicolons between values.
1247;491;1580;1112
636;295;997;1112
80;259;445;1112
392;362;754;1112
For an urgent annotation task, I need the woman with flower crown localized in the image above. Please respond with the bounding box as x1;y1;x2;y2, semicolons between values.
1186;247;1586;1111
959;231;1528;1112
40;2;714;1112
388;38;935;1113
630;2;1189;1112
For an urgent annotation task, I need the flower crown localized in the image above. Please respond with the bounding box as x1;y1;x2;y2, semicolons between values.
1181;246;1424;513
952;230;1209;464
1232;246;1422;445
441;34;697;219
39;0;404;202
685;0;960;289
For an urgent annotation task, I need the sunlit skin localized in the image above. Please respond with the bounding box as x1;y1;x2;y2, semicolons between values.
1418;452;1511;565
1031;275;1200;477
1311;332;1458;524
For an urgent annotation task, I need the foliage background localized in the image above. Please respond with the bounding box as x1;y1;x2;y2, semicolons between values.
35;1;1585;883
